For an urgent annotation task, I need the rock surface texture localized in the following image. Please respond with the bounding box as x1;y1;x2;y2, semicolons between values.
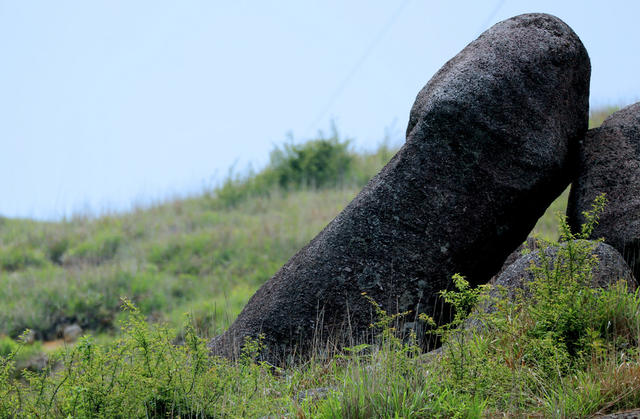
209;13;591;364
567;103;640;279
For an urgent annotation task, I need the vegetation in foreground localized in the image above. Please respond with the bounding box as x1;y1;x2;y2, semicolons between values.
0;109;632;417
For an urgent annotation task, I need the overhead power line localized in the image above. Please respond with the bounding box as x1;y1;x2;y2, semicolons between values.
305;0;411;136
305;0;505;137
475;0;506;36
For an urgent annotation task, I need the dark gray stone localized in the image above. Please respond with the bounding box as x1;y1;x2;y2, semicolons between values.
19;353;49;373
567;103;640;279
489;241;636;300
466;240;635;341
209;13;590;364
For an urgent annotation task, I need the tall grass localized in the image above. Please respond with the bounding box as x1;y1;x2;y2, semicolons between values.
3;206;639;417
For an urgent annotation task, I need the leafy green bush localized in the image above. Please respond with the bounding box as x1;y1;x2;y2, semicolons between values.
216;128;353;206
520;196;606;363
269;132;352;189
45;236;70;265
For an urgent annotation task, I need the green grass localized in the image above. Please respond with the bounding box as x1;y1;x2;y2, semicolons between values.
3;215;640;417
1;108;632;417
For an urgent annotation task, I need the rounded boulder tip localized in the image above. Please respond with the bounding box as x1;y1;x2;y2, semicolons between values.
209;13;591;365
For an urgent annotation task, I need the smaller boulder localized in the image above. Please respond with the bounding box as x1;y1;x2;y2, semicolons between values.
490;237;540;281
489;240;636;301
21;353;48;372
63;324;83;343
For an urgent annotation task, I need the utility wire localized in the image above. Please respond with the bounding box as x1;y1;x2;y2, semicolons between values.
475;0;506;36
305;0;411;136
305;0;503;137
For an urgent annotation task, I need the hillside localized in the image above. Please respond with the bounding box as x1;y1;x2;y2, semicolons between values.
0;129;569;344
3;109;639;417
0;132;396;341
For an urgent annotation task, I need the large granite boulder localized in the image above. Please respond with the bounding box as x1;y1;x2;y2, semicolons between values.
209;13;590;364
567;103;640;279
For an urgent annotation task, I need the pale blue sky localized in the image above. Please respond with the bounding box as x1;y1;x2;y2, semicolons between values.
1;1;639;220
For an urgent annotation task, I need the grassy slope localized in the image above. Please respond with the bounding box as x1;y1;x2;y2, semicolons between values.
0;146;396;341
4;110;634;417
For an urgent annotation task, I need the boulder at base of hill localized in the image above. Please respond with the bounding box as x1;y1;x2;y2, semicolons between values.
567;103;640;279
209;13;590;364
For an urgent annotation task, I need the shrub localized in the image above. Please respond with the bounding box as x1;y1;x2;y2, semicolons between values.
45;236;70;265
269;130;352;189
524;194;608;362
0;245;48;271
216;128;353;206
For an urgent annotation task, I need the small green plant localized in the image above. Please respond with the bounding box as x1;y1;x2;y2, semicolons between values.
526;194;607;363
437;274;488;386
45;236;70;265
